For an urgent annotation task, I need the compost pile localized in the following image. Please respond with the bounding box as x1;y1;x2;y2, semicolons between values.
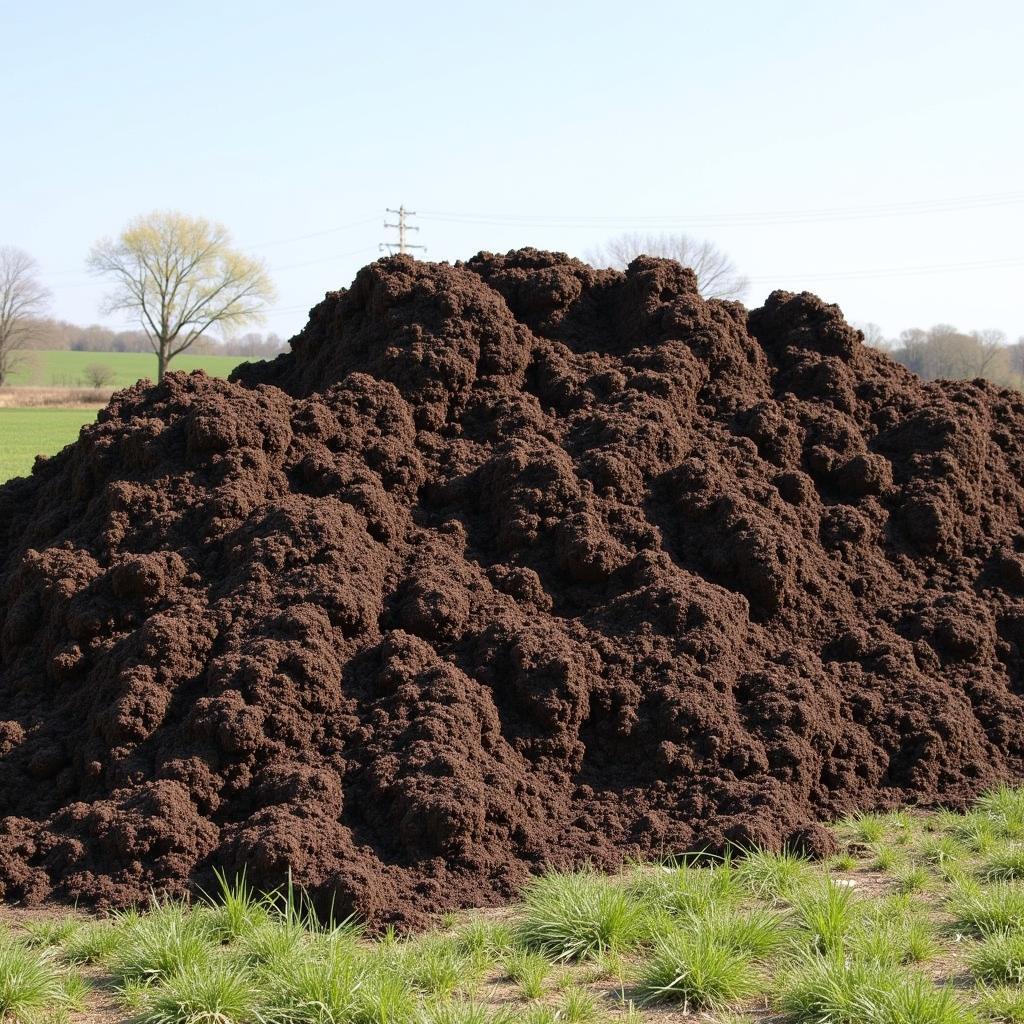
2;250;1024;926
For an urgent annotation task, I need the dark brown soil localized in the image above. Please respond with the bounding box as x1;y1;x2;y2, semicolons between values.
2;250;1023;928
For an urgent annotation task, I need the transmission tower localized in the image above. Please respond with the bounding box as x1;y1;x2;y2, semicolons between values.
380;206;426;256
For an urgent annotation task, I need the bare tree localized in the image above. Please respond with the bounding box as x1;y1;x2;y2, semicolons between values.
970;328;1007;377
83;362;115;388
87;211;276;381
890;324;1014;385
0;247;51;385
585;232;749;300
857;322;891;351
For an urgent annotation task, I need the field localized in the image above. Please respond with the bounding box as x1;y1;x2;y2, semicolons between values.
6;349;249;389
0;408;100;482
0;351;255;483
5;791;1024;1024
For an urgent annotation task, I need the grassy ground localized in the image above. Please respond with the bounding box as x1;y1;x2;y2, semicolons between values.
0;408;99;483
6;790;1024;1023
6;350;249;389
0;350;257;483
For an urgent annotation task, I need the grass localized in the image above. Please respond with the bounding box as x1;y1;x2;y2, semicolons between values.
136;961;262;1024
0;938;68;1023
6;789;1024;1023
793;881;861;955
779;956;972;1024
518;872;650;961
949;880;1024;933
0;349;261;483
5;349;249;389
0;407;99;482
637;928;758;1010
107;902;215;982
968;930;1024;984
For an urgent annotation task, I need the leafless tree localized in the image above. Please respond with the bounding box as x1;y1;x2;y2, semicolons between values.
856;322;891;351
0;247;51;385
585;232;749;300
890;324;1012;385
83;362;115;388
970;328;1007;377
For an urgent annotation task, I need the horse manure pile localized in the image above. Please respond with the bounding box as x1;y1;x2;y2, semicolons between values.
2;250;1024;927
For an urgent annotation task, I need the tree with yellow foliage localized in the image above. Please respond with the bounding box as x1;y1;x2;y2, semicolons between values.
88;211;276;381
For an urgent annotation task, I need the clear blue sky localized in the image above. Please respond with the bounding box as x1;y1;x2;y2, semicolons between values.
3;0;1022;343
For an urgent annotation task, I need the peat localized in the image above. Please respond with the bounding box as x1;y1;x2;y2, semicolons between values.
2;250;1024;927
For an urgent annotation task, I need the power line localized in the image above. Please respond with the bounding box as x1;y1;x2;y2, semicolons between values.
246;217;379;250
380;206;426;256
748;255;1024;285
419;190;1024;230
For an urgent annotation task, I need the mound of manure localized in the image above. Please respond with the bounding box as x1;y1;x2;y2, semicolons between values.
2;249;1023;927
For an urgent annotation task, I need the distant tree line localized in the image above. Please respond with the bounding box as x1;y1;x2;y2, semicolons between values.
859;322;1024;390
19;318;287;359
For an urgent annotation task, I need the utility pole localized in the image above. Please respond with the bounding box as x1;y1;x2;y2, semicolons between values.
380;206;426;257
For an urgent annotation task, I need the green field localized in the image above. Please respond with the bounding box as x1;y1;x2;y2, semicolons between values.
0;408;99;482
6;349;249;389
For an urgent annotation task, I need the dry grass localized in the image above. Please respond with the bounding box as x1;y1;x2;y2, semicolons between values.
0;387;111;409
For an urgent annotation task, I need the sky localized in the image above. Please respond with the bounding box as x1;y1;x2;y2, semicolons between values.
3;0;1023;344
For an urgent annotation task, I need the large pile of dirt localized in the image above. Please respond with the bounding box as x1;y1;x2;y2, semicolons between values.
2;250;1024;926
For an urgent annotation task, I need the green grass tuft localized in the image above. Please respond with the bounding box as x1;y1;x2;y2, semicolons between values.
629;862;740;920
199;869;275;943
691;906;790;961
779;955;972;1024
976;984;1024;1022
736;848;813;901
949;881;1024;934
560;985;600;1023
60;920;123;965
20;918;80;949
968;930;1024;984
0;938;67;1024
984;847;1024;882
896;863;931;895
793;882;861;956
136;961;263;1024
637;928;757;1010
424;999;513;1024
842;812;887;844
503;949;550;1000
108;903;215;982
518;872;650;961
